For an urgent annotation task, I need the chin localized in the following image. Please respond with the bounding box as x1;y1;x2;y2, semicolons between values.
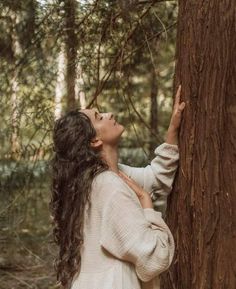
114;126;125;143
119;124;125;134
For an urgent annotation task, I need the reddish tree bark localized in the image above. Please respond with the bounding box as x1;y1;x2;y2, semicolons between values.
162;1;236;288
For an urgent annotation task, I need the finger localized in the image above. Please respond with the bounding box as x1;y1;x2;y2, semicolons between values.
119;172;134;182
178;102;185;112
118;170;128;176
118;173;133;183
118;171;131;180
174;101;185;115
174;85;181;106
119;174;131;182
120;177;137;190
119;174;141;190
118;171;143;189
120;175;136;187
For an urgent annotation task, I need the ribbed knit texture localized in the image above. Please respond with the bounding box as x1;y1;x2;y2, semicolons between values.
70;142;179;289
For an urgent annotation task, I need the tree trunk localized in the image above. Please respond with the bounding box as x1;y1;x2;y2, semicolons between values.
64;0;77;111
55;46;66;120
76;62;87;109
149;67;159;158
162;1;236;289
10;11;21;160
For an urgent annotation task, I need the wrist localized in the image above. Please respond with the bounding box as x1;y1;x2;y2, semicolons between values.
140;195;154;209
167;124;178;134
165;127;179;145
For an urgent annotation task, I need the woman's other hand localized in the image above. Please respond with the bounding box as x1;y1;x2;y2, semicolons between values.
118;171;153;209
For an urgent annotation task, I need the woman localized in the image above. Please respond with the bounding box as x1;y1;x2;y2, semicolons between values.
50;85;185;289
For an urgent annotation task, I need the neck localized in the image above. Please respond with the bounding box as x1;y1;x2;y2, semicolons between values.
100;144;119;174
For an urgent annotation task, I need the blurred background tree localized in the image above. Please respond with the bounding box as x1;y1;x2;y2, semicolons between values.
0;0;178;288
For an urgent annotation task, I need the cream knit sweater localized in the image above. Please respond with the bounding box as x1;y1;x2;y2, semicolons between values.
71;142;179;289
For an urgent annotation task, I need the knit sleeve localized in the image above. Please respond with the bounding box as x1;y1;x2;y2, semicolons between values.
99;177;175;282
118;142;179;216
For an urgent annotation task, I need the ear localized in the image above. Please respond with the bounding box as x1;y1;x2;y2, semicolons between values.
90;137;103;149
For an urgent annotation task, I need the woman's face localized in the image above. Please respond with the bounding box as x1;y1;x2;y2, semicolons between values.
80;108;125;147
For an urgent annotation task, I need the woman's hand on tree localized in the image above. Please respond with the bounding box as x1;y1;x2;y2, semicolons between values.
165;84;185;145
168;84;186;132
118;171;153;209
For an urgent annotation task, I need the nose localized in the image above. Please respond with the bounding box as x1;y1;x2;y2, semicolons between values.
102;112;114;119
101;112;114;120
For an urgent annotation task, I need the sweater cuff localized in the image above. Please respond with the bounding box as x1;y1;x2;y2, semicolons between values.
154;142;179;156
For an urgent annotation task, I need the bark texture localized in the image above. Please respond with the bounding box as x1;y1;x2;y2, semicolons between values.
162;1;236;288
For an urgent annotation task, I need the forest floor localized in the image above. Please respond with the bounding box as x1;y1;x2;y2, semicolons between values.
0;231;58;289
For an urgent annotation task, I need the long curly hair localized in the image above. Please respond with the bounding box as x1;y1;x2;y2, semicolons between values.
49;108;109;288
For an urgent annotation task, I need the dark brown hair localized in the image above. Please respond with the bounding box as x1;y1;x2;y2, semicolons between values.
49;108;108;288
